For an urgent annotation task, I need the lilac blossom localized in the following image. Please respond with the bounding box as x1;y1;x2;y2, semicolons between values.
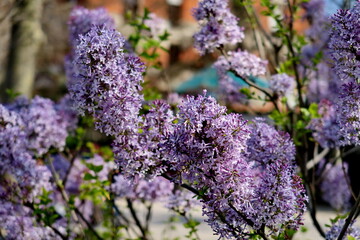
55;94;78;132
0;105;53;202
329;1;360;82
336;82;360;146
320;162;352;211
325;219;360;240
193;0;245;54
269;73;295;97
307;99;341;148
68;25;145;136
112;175;174;202
163;92;255;238
306;63;340;103
218;74;247;104
68;6;115;47
144;13;168;38
214;50;267;104
113;100;175;179
214;50;268;78
8;96;69;156
246;119;307;231
166;188;200;214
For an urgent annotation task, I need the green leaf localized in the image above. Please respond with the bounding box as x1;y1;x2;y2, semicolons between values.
159;30;170;41
84;172;97;180
183;219;200;229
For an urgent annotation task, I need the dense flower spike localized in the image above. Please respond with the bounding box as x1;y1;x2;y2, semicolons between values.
112;175;174;202
305;63;340;103
269;73;296;97
68;6;115;47
143;13;168;38
113;100;175;179
336;82;360;145
329;1;360;82
55;94;78;132
308;100;341;148
163;92;255;238
8;96;69;156
320;162;352;211
68;25;145;136
0;201;60;240
0;104;53;202
193;0;245;54
246;119;306;231
325;219;360;240
214;50;268;78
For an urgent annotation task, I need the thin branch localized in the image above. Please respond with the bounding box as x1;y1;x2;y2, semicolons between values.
126;198;149;240
337;191;360;240
47;156;103;240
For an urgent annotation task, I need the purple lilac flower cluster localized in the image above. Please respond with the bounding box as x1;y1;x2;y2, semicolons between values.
214;50;267;103
325;219;360;240
307;99;341;148
192;0;245;55
0;95;74;202
0;100;71;238
218;75;247;104
112;175;174;202
113;100;175;179
269;73;296;97
246;119;307;231
8;96;69;156
67;11;307;238
214;50;268;78
305;63;341;103
68;25;145;136
68;6;115;47
336;82;360;145
143;13;167;39
329;1;360;82
0;201;60;240
320;162;352;211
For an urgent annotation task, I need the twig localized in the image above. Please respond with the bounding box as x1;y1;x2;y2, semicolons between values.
47;156;103;240
126;198;149;240
337;191;360;240
306;147;329;170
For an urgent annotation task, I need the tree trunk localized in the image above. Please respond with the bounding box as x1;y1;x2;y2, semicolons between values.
1;0;44;101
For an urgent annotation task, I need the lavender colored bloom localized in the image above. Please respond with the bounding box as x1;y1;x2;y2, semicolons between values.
68;25;145;136
166;188;200;214
193;0;245;54
320;162;352;211
0;201;61;240
144;13;168;38
325;219;360;240
307;99;341;148
163;92;257;238
0;104;53;202
55;94;78;132
305;62;341;103
246;119;307;231
329;1;360;82
9;96;69;156
269;73;295;97
214;50;268;78
113;100;175;179
68;6;115;47
336;82;360;146
112;175;174;202
218;74;247;104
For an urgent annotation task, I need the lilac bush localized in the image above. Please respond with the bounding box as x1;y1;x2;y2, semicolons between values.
2;0;360;239
193;0;245;55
